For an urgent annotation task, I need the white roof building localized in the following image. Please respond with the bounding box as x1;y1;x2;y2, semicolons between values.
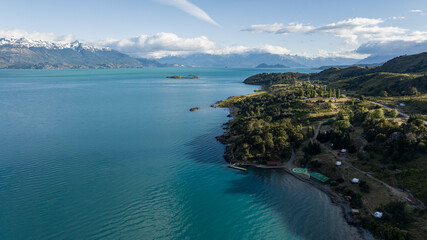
351;178;359;184
374;211;383;218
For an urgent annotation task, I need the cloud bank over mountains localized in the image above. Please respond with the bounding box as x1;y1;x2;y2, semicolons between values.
242;17;427;59
1;14;426;61
95;33;292;58
242;17;411;45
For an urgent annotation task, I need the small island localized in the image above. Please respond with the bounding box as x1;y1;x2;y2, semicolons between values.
189;107;199;111
167;75;200;79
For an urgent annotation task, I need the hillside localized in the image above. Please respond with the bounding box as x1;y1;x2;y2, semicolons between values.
378;52;427;73
247;52;427;97
330;72;427;96
244;72;308;85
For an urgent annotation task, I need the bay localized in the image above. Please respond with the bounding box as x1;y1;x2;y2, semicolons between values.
0;68;363;239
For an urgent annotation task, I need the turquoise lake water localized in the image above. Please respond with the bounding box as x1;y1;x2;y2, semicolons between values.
0;68;364;240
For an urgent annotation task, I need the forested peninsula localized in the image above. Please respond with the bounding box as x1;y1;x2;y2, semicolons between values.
216;52;427;240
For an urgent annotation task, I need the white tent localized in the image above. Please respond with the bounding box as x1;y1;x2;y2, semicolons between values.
351;178;359;183
336;161;342;166
374;211;383;218
341;149;347;153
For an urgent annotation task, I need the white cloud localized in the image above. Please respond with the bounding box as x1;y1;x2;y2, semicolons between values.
410;9;423;13
155;0;219;26
356;39;427;57
242;23;314;34
96;33;217;58
209;45;292;55
296;49;368;59
96;33;293;58
356;28;427;56
0;29;74;43
242;17;408;45
389;16;405;20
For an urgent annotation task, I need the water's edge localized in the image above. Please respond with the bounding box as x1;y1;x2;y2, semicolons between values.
214;104;376;240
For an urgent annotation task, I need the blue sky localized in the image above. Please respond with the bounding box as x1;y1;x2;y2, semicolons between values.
0;0;426;58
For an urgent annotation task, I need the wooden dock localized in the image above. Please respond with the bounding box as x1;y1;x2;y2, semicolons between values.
228;164;247;172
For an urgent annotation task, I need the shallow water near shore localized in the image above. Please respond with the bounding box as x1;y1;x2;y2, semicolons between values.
0;68;364;239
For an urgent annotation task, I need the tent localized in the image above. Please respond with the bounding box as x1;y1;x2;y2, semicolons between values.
374;212;383;218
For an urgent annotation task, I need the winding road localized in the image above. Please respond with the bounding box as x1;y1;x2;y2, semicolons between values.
368;100;427;124
285;121;325;169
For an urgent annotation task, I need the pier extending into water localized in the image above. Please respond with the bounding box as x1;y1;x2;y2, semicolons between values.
228;164;247;171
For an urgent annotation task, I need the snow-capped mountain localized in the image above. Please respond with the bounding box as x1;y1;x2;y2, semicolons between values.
0;37;168;69
0;37;108;51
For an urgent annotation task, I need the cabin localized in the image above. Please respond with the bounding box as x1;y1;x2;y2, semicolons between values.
351;178;360;184
266;161;282;166
310;172;331;184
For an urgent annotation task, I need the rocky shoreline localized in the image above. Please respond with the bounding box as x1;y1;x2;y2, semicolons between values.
214;103;375;240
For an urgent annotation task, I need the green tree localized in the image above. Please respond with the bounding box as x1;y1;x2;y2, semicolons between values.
373;109;385;119
408;87;419;96
381;90;388;97
264;133;275;150
390;109;399;118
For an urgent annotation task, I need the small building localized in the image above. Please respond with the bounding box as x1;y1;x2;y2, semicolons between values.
310;172;331;184
351;209;360;215
336;161;342;166
266;161;281;166
341;149;347;153
351;178;360;184
344;195;352;201
399;103;406;107
373;211;383;218
406;195;417;205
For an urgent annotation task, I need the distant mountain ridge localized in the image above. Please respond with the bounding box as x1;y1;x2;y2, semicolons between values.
157;53;364;68
0;37;167;69
256;63;290;68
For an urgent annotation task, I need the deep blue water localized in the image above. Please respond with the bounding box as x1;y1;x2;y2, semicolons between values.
0;68;364;239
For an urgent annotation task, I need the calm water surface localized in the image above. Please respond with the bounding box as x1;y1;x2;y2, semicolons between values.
0;68;364;239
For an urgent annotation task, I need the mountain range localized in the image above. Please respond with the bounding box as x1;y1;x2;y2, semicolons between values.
0;37;394;69
0;38;172;69
156;53;365;68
